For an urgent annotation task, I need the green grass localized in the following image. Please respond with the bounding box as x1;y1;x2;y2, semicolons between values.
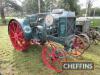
0;17;12;25
91;19;100;27
0;26;100;75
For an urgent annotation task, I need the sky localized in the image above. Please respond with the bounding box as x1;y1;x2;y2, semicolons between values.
17;0;100;9
78;0;100;9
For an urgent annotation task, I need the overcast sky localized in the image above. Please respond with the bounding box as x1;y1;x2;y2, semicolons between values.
78;0;100;9
17;0;100;9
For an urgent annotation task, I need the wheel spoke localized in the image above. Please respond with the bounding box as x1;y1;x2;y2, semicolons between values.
10;28;15;34
13;39;18;47
16;23;21;33
18;32;23;36
11;36;15;39
12;22;16;32
15;22;19;32
70;35;86;56
18;37;24;41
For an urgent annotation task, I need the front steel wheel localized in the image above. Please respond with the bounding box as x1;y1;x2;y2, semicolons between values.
42;42;65;72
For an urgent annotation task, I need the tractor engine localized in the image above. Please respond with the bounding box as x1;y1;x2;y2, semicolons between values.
35;9;76;46
23;9;76;45
43;9;76;47
45;9;76;37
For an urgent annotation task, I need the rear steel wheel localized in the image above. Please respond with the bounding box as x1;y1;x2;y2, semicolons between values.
8;20;30;51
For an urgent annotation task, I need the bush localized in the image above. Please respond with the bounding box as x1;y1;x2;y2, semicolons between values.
91;19;100;27
0;17;12;25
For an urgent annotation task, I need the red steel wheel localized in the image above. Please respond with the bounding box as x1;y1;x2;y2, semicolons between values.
70;35;86;57
8;20;30;51
42;44;64;72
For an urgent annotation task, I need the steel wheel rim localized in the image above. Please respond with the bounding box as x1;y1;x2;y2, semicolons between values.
8;20;29;51
42;44;63;72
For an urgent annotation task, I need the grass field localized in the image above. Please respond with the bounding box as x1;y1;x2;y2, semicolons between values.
0;26;100;75
0;17;12;25
91;19;100;27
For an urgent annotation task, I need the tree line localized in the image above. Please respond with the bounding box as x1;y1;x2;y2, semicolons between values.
22;0;80;15
1;0;100;24
0;0;80;24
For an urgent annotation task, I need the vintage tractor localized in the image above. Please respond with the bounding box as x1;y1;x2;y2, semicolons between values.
76;17;100;45
8;9;88;72
76;17;91;49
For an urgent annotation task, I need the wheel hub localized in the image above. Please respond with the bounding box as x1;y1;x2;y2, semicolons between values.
14;33;18;40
